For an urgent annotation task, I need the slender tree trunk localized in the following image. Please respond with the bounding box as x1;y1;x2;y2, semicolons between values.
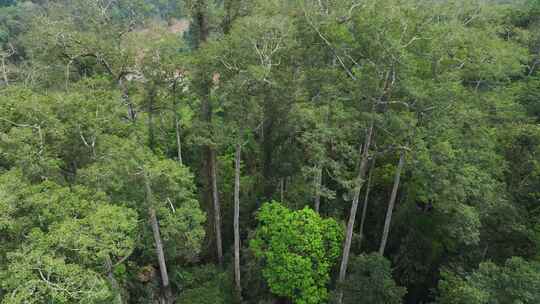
378;151;405;256
314;166;322;213
175;118;183;164
211;149;224;266
65;60;72;90
1;56;8;86
358;156;376;250
279;178;284;202
233;143;242;298
119;79;136;122
144;173;173;304
172;82;183;165
337;121;374;303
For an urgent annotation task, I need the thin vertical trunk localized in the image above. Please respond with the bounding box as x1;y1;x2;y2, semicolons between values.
233;143;242;298
337;121;374;303
378;151;405;256
144;173;173;304
358;156;376;250
211;149;224;266
175;118;183;165
119;79;136;122
1;56;8;86
172;82;183;165
65;60;72;90
314;166;322;213
279;178;284;202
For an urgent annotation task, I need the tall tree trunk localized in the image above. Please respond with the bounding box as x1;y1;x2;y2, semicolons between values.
233;143;242;298
1;56;8;86
378;151;405;256
337;121;374;303
211;149;224;266
358;157;376;250
172;82;183;165
118;78;136;121
175;118;183;164
193;0;223;266
144;173;173;304
314;166;322;213
279;178;284;202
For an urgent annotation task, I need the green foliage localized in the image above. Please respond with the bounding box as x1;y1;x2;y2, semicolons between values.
1;0;540;303
250;202;343;304
438;257;540;304
174;265;234;304
78;135;206;262
340;254;406;304
0;170;137;304
2;249;112;304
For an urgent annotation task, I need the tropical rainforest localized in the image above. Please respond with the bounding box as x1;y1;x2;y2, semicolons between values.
0;0;539;303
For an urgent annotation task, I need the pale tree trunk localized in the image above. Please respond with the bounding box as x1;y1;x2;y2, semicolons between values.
314;166;322;213
233;143;242;299
65;60;73;90
175;118;182;165
172;82;183;165
337;121;374;303
358;156;376;250
1;56;8;86
211;149;224;266
1;45;14;87
378;151;405;256
279;178;284;202
144;173;173;304
119;79;136;122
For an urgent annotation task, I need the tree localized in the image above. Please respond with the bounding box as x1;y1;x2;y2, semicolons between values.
437;257;540;304
2;1;540;303
250;202;343;304
0;170;137;304
379;151;406;255
340;254;406;304
78;135;206;302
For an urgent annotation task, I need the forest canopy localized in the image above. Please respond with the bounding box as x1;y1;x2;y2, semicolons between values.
0;0;540;303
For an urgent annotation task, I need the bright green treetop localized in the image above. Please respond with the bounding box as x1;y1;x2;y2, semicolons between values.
250;201;343;304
